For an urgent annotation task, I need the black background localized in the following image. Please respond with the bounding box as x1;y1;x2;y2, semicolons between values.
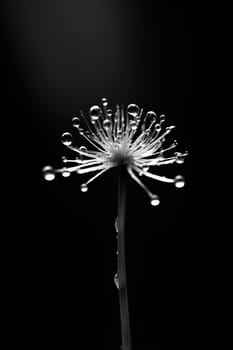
3;1;200;349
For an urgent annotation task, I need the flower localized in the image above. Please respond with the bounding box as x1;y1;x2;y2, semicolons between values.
43;98;188;206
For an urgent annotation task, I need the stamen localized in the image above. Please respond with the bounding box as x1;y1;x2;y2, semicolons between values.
127;166;158;204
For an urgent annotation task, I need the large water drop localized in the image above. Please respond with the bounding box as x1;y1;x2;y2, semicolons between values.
127;104;139;118
61;132;73;146
89;105;101;121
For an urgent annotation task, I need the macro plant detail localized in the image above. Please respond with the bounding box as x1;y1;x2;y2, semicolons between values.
43;98;188;205
43;98;188;350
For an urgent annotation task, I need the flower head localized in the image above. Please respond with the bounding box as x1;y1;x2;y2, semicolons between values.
43;98;188;205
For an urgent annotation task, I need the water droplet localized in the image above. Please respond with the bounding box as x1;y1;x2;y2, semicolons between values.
114;273;119;289
62;156;67;163
78;127;84;135
103;119;112;130
62;170;71;177
79;146;87;152
61;132;73;146
146;111;157;120
102;97;108;107
72;117;80;128
159;114;166;123
127;104;139;118
89;105;101;121
107;109;113;117
80;183;88;192
155;124;161;132
43;166;55;181
150;195;160;206
175;152;185;164
115;217;119;232
129;120;137;130
174;175;185;188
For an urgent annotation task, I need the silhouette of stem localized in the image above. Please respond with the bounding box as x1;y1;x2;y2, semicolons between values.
117;166;131;350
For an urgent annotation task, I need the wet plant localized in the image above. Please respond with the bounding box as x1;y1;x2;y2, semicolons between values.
43;98;188;350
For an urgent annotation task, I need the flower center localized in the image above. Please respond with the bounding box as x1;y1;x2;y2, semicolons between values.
108;144;133;167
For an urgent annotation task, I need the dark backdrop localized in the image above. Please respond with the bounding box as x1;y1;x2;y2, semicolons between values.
3;1;200;349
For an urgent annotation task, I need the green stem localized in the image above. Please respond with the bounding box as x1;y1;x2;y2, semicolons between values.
117;166;132;350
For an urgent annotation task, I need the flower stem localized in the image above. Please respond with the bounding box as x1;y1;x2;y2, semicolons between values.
117;166;132;350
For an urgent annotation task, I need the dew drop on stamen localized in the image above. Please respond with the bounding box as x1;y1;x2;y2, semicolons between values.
78;127;84;135
102;98;108;107
150;195;160;206
107;109;113;117
62;170;71;178
127;104;139;118
129;120;137;130
103;119;112;130
174;175;185;188
155;124;161;132
146;111;157;120
80;183;88;192
114;273;119;289
72;117;80;128
43;166;56;181
175;152;185;164
89;105;101;121
79;146;87;152
159;114;166;123
115;217;119;233
61;132;73;146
